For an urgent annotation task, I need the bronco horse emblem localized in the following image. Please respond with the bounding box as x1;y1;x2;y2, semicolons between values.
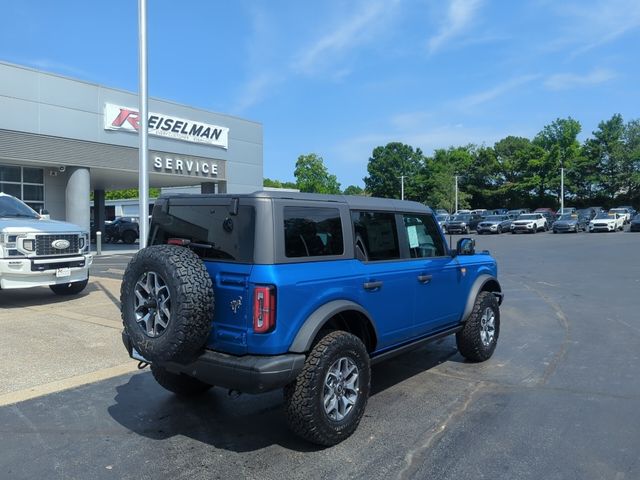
230;297;242;314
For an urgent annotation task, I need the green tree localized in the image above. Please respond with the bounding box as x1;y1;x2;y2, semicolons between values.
532;117;581;204
364;142;425;200
422;147;473;211
343;185;365;196
103;188;160;200
493;136;545;208
294;153;341;194
621;119;640;205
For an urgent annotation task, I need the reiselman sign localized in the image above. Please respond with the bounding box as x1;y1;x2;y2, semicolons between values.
104;103;229;149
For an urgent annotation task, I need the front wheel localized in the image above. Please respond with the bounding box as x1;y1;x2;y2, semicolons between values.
122;230;137;244
456;291;500;362
284;331;371;446
50;278;88;295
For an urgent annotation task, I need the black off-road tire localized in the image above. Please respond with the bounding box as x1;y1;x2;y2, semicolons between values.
50;278;89;295
456;291;500;362
120;245;214;363
284;331;371;446
150;364;213;397
122;230;137;244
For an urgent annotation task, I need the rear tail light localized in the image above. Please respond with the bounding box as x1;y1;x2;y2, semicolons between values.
253;285;276;333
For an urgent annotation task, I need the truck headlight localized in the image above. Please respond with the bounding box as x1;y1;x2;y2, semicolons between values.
23;239;35;251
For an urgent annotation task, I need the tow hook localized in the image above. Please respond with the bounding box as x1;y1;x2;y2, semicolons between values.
137;361;150;370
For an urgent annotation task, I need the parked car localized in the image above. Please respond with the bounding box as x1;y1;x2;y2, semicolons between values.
105;216;140;244
0;192;91;293
534;207;556;216
552;213;589;233
434;208;449;215
470;209;488;217
444;213;483;234
510;213;548;234
491;208;509;215
557;207;577;215
476;215;512;234
576;208;597;220
506;209;529;218
629;214;640;232
436;214;450;232
588;211;625;232
609;207;632;224
617;205;637;219
119;191;503;446
539;211;557;229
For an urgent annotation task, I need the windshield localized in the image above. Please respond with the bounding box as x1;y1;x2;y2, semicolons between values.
518;214;537;220
436;214;448;221
0;194;40;219
595;212;614;219
452;214;470;221
507;210;521;215
558;214;576;221
485;215;504;221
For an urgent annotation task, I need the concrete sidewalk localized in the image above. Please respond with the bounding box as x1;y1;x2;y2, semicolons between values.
0;270;136;405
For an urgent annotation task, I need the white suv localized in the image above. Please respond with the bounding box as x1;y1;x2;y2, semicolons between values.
0;193;92;294
510;213;548;234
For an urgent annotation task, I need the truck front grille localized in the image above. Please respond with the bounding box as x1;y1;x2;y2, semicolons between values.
35;234;80;256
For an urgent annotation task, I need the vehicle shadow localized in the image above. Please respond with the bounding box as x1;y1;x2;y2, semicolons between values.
0;282;97;309
107;337;461;452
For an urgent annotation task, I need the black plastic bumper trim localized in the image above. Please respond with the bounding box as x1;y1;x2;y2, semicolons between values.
122;332;305;394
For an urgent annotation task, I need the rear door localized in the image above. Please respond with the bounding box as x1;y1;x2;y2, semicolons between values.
350;210;415;348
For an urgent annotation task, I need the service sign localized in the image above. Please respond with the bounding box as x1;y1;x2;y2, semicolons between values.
103;103;229;149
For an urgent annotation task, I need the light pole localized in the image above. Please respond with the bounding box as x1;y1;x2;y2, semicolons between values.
138;0;149;249
560;167;564;213
454;175;459;213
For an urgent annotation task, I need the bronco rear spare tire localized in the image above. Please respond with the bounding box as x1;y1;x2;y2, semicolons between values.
120;245;214;363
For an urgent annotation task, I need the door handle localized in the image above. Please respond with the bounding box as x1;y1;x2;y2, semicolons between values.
417;274;432;284
363;281;383;291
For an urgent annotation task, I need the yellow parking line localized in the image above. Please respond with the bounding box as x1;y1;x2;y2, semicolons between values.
0;362;140;407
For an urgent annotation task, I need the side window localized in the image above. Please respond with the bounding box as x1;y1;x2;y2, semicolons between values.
402;214;445;258
351;211;400;261
284;207;344;258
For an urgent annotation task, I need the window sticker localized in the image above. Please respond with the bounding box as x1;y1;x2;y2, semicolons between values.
407;225;419;248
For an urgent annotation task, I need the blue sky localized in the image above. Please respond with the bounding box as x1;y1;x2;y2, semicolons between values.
1;0;639;188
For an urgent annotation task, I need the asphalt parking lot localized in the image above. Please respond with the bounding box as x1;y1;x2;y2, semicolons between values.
1;230;639;480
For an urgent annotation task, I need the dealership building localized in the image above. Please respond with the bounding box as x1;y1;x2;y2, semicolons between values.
0;61;263;235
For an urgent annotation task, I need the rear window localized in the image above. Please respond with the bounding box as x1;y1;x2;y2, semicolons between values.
150;200;255;262
284;206;344;258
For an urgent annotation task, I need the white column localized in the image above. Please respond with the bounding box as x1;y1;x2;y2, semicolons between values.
65;167;91;232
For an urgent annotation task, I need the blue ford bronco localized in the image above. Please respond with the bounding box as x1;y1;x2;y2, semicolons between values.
120;192;503;445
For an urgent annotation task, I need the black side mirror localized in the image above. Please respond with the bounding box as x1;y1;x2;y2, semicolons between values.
456;237;476;256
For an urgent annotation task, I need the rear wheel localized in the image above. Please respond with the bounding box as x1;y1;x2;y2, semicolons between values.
151;364;212;396
284;331;370;446
122;230;137;244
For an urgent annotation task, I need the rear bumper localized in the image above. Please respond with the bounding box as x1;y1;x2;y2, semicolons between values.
122;332;305;394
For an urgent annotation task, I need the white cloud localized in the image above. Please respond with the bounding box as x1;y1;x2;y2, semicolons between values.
232;72;282;113
292;0;400;75
427;0;483;54
544;68;616;90
456;74;540;108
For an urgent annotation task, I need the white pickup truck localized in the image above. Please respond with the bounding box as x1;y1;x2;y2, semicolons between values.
0;193;92;294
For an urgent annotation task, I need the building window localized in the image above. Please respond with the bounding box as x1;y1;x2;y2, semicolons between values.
0;165;45;212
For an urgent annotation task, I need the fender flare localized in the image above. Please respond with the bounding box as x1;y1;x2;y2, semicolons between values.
289;300;377;353
461;274;503;323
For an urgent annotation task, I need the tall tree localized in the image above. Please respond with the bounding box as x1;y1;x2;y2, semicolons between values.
583;114;625;201
343;185;365;196
363;142;425;200
532;117;581;204
294;153;341;194
493;136;542;207
422;147;473;211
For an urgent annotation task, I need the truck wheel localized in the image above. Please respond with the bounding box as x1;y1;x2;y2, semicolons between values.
456;291;500;362
120;245;214;363
284;331;371;446
50;278;89;295
122;230;137;244
150;364;212;396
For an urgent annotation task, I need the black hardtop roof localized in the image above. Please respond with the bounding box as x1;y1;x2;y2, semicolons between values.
159;191;432;213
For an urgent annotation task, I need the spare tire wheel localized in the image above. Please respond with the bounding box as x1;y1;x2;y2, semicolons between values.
120;245;214;363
